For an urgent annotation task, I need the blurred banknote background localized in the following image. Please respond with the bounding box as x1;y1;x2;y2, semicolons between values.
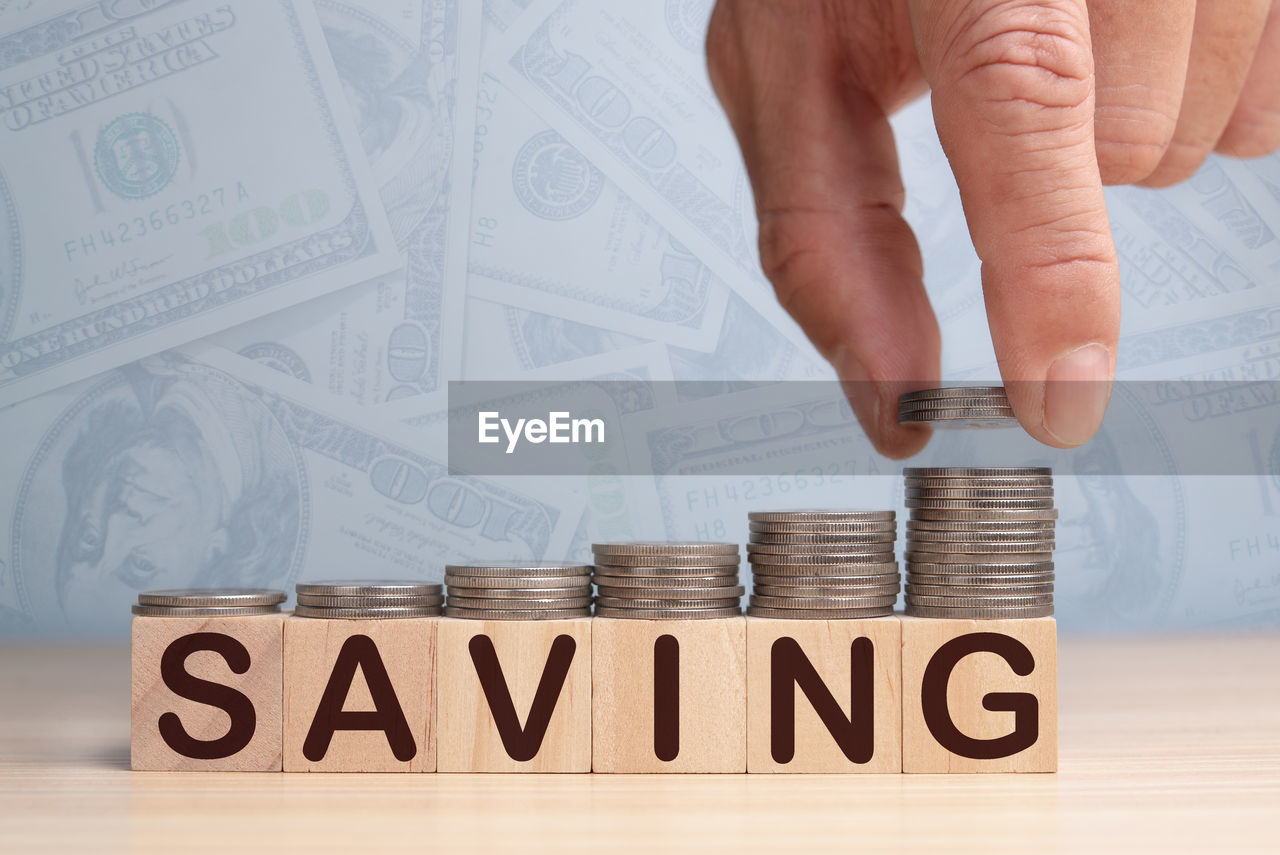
0;0;1276;637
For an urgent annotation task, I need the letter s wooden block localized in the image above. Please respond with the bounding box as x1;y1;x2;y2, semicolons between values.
746;616;901;773
131;613;284;771
436;618;591;772
283;616;437;772
901;615;1057;773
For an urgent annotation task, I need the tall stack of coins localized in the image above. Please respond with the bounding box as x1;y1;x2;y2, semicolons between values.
897;386;1017;429
444;562;592;619
294;580;443;618
592;543;743;619
903;467;1055;618
745;511;900;619
132;588;286;616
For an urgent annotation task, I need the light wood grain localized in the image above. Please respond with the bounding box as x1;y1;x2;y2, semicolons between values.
746;615;901;773
283;616;436;772
3;632;1278;853
131;613;284;772
593;617;747;773
902;616;1057;773
436;617;591;772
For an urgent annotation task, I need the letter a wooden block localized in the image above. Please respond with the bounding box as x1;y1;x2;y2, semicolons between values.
746;616;901;773
436;618;591;772
131;613;285;771
592;617;747;773
283;616;437;772
901;615;1057;773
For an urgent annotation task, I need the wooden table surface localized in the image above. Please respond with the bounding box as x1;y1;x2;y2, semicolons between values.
1;633;1277;854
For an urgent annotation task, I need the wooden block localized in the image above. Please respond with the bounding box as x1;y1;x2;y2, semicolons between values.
436;618;591;772
131;613;284;771
746;615;901;773
592;617;746;773
901;615;1057;773
283;616;437;772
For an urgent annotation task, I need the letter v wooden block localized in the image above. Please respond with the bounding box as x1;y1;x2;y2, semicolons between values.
901;615;1057;773
746;616;901;773
132;613;285;771
283;616;437;772
436;618;591;772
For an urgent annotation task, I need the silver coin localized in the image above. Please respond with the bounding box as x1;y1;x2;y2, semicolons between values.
591;541;738;556
906;527;1055;542
443;586;592;600
747;510;895;522
747;606;894;619
904;604;1054;619
592;565;741;579
754;583;900;598
595;596;743;609
748;542;895;556
295;580;442;596
749;520;897;534
591;573;738;588
443;563;592;577
590;554;740;568
906;572;1054;587
750;572;901;587
910;508;1059;521
898;386;1007;402
443;607;590;620
907;519;1056;533
905;540;1055;554
897;399;1013;413
906;497;1055;510
898;409;1018;422
751;562;899;577
904;466;1052;478
906;487;1053;500
904;476;1053;489
595;585;746;599
593;606;742;619
749;594;898;609
296;593;444;608
904;593;1054;607
749;551;895;565
749;531;896;545
138;588;286;607
442;574;592;590
131;604;283;617
905;583;1053;597
293;605;440;619
907;550;1054;564
907;562;1053;575
446;596;594;610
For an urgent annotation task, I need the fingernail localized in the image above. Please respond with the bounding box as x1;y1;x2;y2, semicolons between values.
1042;343;1112;447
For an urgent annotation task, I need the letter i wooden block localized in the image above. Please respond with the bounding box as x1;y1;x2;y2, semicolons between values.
436;618;592;772
131;613;285;771
901;615;1057;773
746;616;901;773
592;617;747;773
283;616;437;772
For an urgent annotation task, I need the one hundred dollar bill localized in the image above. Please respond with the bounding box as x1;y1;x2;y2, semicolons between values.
0;0;398;407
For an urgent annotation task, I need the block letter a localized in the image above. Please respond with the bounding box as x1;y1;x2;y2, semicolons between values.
303;635;417;762
469;634;577;761
770;636;874;764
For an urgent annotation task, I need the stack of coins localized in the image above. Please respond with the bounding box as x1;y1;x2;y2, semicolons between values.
592;543;743;619
444;562;592;619
746;511;900;619
132;588;286;616
294;580;443;618
897;386;1017;428
903;467;1055;618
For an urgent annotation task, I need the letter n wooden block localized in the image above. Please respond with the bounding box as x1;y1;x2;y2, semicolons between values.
746;616;901;773
436;618;592;772
901;615;1057;773
131;613;285;771
283;616;437;772
592;617;747;773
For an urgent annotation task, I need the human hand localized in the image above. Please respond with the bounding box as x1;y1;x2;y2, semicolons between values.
707;0;1279;456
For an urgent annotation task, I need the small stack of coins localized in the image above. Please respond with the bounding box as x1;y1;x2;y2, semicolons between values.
132;588;286;616
897;386;1017;429
903;467;1055;618
294;580;443;618
745;511;900;619
592;543;743;619
444;562;592;619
